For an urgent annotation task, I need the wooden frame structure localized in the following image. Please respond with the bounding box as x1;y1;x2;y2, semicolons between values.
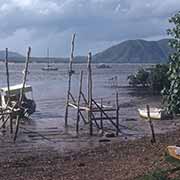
65;35;121;136
0;47;31;142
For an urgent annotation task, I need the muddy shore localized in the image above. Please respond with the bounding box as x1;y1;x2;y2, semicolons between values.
1;92;180;180
1;129;180;180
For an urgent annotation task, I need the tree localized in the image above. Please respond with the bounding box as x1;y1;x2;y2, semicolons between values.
128;68;149;87
149;64;169;93
162;12;180;114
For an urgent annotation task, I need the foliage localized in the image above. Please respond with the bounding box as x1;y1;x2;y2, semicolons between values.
162;12;180;114
138;169;168;180
128;68;149;87
128;64;169;93
149;64;169;93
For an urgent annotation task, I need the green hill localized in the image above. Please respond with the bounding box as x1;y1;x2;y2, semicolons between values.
0;39;174;63
0;50;24;61
93;39;173;63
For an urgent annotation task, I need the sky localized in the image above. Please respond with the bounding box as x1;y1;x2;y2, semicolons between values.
0;0;179;57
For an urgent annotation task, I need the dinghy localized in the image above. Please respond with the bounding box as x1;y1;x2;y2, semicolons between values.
138;108;163;120
0;84;36;117
167;146;180;160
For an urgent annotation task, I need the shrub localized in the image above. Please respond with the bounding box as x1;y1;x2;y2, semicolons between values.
128;64;169;93
162;12;180;114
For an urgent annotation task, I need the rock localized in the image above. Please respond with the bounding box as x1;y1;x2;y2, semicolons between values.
98;129;104;136
99;139;111;143
104;132;115;138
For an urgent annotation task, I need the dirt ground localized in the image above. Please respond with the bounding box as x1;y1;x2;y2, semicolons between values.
1;129;180;180
1;91;180;180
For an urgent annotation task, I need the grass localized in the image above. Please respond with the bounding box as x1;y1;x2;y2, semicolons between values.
138;154;180;180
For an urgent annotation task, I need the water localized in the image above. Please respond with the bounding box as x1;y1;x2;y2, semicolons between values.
0;63;150;128
0;63;157;155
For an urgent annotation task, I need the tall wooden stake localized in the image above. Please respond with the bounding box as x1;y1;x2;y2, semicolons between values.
87;52;93;135
116;92;119;136
146;105;156;144
14;47;31;142
100;98;103;130
5;48;13;133
5;48;10;103
65;33;76;126
76;71;83;133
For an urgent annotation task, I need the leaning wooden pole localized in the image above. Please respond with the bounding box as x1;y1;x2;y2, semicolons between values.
100;98;103;131
65;33;76;126
116;92;119;136
146;105;156;144
5;48;13;133
14;47;31;142
87;52;93;135
5;48;10;103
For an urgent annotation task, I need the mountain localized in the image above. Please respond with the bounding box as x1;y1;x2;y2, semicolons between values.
0;39;173;63
93;39;173;63
0;50;24;60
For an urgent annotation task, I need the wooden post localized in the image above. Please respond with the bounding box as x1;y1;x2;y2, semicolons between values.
92;99;122;134
14;47;31;142
5;48;13;133
146;105;156;143
5;48;10;104
65;33;76;126
116;92;119;136
76;71;83;133
87;52;93;135
0;108;5;131
19;47;31;104
100;98;103;131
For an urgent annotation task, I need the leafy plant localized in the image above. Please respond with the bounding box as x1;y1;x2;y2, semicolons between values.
149;64;169;93
128;64;169;93
128;68;149;87
162;12;180;114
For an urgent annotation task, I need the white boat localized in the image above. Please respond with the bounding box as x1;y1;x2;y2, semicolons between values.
138;108;163;120
42;65;58;71
0;84;36;117
42;48;58;71
96;63;111;69
167;146;180;160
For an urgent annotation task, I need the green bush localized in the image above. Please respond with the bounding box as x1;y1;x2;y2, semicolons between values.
128;64;169;93
128;68;149;87
162;12;180;114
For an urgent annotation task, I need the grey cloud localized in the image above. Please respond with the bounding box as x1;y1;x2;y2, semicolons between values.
0;0;179;56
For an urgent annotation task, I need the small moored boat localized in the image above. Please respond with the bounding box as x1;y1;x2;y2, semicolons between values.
167;146;180;160
96;64;111;69
0;84;36;117
138;108;163;120
42;65;58;71
42;48;58;71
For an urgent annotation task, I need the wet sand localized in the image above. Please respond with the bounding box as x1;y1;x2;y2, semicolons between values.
1;129;180;180
1;91;180;179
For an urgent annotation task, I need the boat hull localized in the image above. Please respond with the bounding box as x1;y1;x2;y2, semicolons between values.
167;146;180;160
42;67;58;71
138;108;162;120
